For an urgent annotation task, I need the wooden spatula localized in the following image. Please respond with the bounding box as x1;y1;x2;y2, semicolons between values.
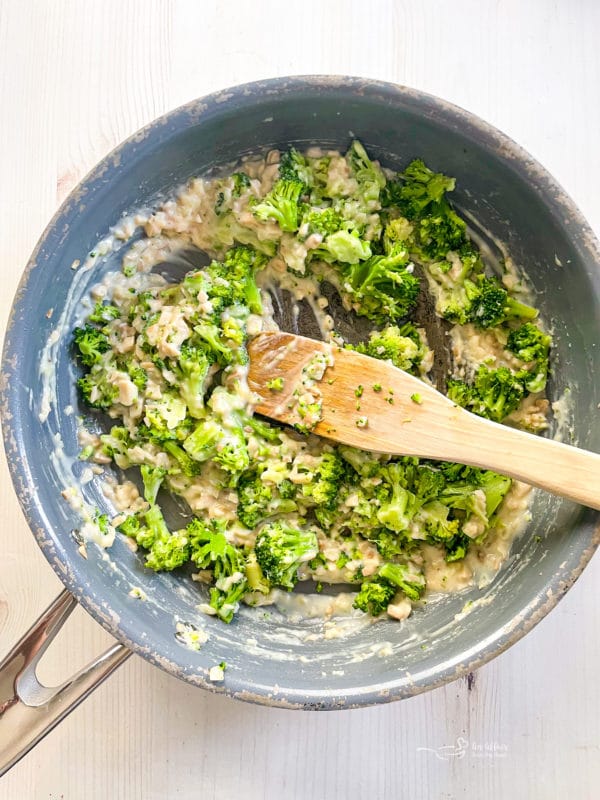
248;331;600;511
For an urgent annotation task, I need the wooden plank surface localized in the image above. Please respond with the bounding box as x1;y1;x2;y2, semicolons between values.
1;1;599;797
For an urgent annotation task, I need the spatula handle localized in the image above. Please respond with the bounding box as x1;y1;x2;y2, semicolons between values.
441;411;600;510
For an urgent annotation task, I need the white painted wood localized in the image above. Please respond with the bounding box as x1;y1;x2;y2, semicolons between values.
1;1;599;797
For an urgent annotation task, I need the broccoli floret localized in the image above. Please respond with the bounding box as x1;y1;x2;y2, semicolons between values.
232;172;251;196
175;343;212;418
339;247;420;323
378;561;426;602
354;323;427;373
311;228;373;265
253;179;305;232
386;158;456;218
302;206;343;237
162;440;203;477
506;323;551;392
469;276;539;328
337;445;383;477
187;517;248;622
73;324;111;366
300;452;346;509
353;560;425;615
346;140;386;203
88;301;120;324
353;577;396;615
183;419;223;462
376;462;419;533
222;245;266;314
212;430;250;481
77;370;118;410
279;148;312;185
382;217;414;255
126;363;148;391
237;472;297;529
245;550;271;594
140;464;166;504
144;394;188;441
135;504;191;572
448;365;527;423
183;416;249;481
254;521;318;590
193;322;234;366
100;425;132;464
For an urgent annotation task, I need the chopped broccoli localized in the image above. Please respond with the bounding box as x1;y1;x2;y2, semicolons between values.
378;561;426;602
77;370;118;410
346;140;386;203
245;550;271;594
237;471;297;528
302;207;343;237
88;301;120;324
353;578;396;615
278;147;312;185
121;503;191;572
384;158;456;217
506;322;551;392
174;343;212;418
300;452;346;509
376;462;419;533
448;365;527;422
140;464;166;504
254;521;318;590
354;323;428;373
232;172;251;195
253;179;305;232
187;517;248;622
311;228;373;265
338;247;420;323
73;324;111;366
469;276;539;328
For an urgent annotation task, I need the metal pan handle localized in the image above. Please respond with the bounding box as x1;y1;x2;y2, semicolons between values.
0;589;131;775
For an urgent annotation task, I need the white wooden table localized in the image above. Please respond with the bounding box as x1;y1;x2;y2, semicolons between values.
1;2;599;797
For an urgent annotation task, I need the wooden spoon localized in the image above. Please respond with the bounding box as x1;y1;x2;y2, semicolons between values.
248;331;600;511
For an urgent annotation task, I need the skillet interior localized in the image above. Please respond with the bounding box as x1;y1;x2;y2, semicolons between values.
3;77;600;709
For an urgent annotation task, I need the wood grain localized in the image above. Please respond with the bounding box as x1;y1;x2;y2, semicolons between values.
1;1;600;798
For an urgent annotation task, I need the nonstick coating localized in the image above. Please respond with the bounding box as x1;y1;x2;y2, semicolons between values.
3;77;600;709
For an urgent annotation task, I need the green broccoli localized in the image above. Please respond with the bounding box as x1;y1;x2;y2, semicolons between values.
175;343;213;418
245;550;271;594
353;578;396;615
77;370;118;410
237;471;297;529
346;140;386;203
506;322;551;392
300;452;346;509
254;521;319;590
339;247;420;323
73;324;111;366
354;323;427;373
253;179;305;232
187;517;248;622
469;276;539;328
120;503;190;572
302;206;343;237
140;464;166;504
278;147;312;185
384;158;456;217
311;228;373;265
162;440;203;477
378;561;426;601
448;365;527;423
376;462;419;533
88;301;120;324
